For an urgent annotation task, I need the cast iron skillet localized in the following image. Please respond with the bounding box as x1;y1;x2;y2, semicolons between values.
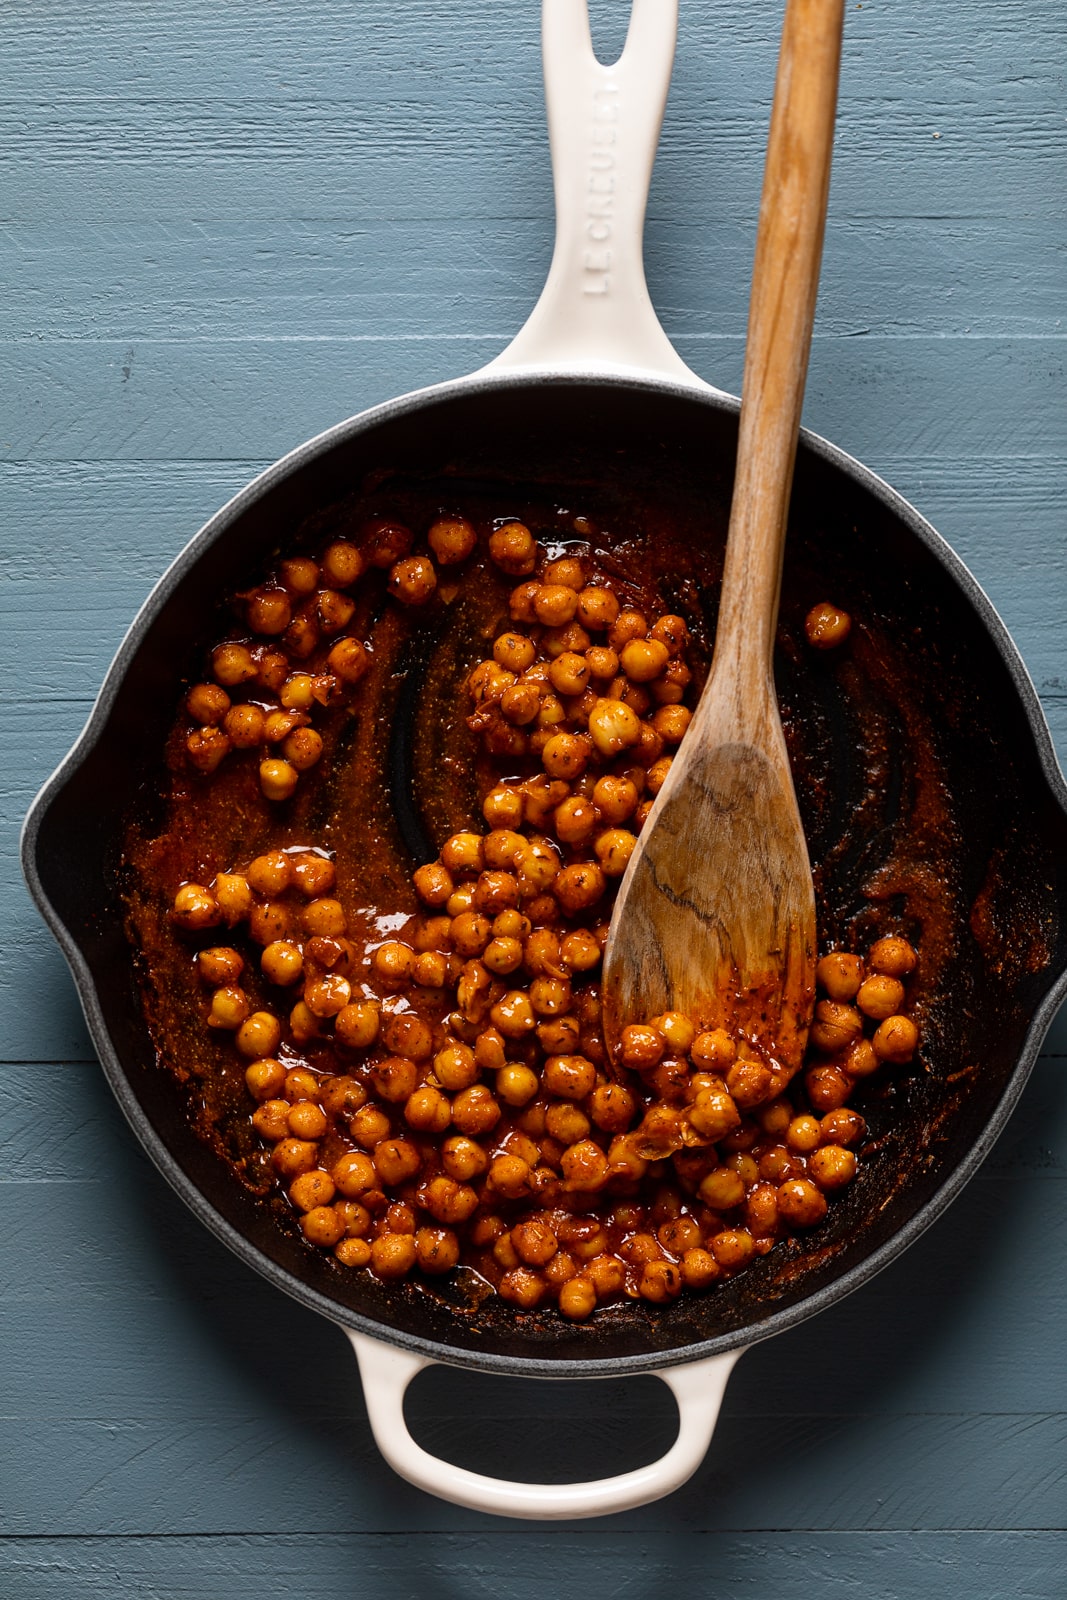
20;0;1067;1519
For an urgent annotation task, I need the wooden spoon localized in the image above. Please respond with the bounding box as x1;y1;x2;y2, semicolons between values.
602;0;845;1084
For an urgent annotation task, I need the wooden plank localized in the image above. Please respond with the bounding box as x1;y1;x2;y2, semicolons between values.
3;216;1062;340
0;336;1064;466
2;1532;1066;1599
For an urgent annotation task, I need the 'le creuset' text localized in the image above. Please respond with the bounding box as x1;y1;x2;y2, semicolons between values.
583;84;618;295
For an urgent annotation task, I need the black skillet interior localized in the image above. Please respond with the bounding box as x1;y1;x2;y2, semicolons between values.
27;378;1067;1374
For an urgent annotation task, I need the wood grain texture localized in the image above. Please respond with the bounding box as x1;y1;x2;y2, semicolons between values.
2;0;1065;1586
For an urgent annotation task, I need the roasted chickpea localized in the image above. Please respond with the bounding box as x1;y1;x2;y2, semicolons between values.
541;731;590;780
868;935;918;978
549;650;591;697
197;945;244;986
559;929;601;974
541;1054;597;1100
235;1010;282;1059
373;1138;422;1186
371;1055;418;1104
260;940;304;987
279;556;319;595
316;589;356;634
804;1063;853;1113
207;986;249;1030
187;682;230;724
608;610;648;651
698;1168;746;1210
820;1106;866;1146
497;1063;540;1106
594;827;637;877
587;697;641;758
709;1228;756;1270
776;1178;828;1226
805;601;851;649
245;1058;287;1101
553;862;605;915
441;832;484;876
371;940;417;987
330;1151;378;1200
489;522;537;576
319;540;365;589
246;587;291;637
816;950;865;1001
872;1014;919;1064
404;1085;451;1134
259;757;299;802
389;554;438;606
810;1000;864;1054
451;1084;502;1137
335;999;380;1049
185;726;231;773
272;1137;319;1179
490;990;537;1039
810;1145;858;1191
371;1233;418;1279
362;519;413;568
212;642;257;687
483;784;525;829
619;637;669;683
619;1024;665;1071
651;705;691;745
857;973;906;1021
222;703;266;749
349;1104;391;1149
327;636;371;684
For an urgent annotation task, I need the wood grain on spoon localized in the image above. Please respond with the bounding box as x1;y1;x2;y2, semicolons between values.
603;0;845;1085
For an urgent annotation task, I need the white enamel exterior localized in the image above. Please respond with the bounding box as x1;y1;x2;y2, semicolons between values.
348;1330;743;1520
486;0;721;390
344;0;744;1519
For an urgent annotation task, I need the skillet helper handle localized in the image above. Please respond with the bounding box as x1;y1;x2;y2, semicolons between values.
347;1329;743;1521
715;0;845;694
487;0;710;386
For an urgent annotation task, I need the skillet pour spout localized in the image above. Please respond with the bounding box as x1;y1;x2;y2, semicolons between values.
20;0;1067;1523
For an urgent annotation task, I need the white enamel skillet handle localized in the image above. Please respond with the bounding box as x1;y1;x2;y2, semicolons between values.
342;0;743;1522
486;0;721;388
347;1330;742;1520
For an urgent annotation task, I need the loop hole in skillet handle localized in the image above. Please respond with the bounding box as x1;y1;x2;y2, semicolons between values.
485;0;716;389
346;1329;744;1520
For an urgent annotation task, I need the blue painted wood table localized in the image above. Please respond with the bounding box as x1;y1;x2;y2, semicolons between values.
2;1;1065;1593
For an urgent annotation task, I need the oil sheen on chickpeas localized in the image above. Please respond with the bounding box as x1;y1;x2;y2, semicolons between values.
124;495;923;1323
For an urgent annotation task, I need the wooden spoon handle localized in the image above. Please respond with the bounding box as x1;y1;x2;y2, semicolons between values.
715;0;844;694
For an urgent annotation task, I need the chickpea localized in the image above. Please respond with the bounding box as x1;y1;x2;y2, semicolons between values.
272;1137;319;1179
618;637;668;684
810;999;864;1054
553;862;605;915
235;1010;282;1059
257;940;302;987
371;940;416;986
698;1168;746;1210
297;1205;344;1248
868;935;918;978
587;697;641;758
745;1183;779;1236
652;705;691;746
221;704;265;750
687;1089;742;1142
441;832;485;877
496;1063;540;1106
777;1178;828;1227
248;902;296;947
284;611;319;661
243;588;289;637
810;1145;858;1191
360;519;413;569
619;1025;665;1071
517;837;560;894
389;554;438;606
594;827;637;878
327;637;371;686
245;851;290;897
759;1146;796;1184
572;583;618;631
506;1219;555;1268
549;650;591;697
489;990;537;1039
680;1248;720;1289
857;973;906;1021
373;1138;422;1186
537;1015;580;1055
529;976;571;1017
349;1104;391;1148
872;1014;919;1064
821;1106;866;1146
508;580;541;624
405;1085;451;1134
805;1063;853;1113
335;999;380;1049
204;986;248;1030
427;1041;474;1091
489;522;537;576
245;1057;287;1101
278;726;321;773
758;1097;792;1135
805;601;852;649
258;758;297;802
185;726;231;773
585;1254;625;1297
197;945;244;987
279;556;319;595
441;1136;488;1182
645;756;673;797
292;855;337;900
304;974;352;1017
335;1237;372;1267
187;682;230;724
371;1233;418;1279
473;871;520;916
252;1099;290;1141
608;610;648;651
541;1054;597;1100
212;642;257;687
553;1276;594;1319
451;1084;501;1137
586;1083;634;1135
380;1012;433;1061
816;951;865;1001
371;1055;418;1104
659;1215;702;1255
499;1267;545;1309
316;590;356;634
709;1228;756;1270
558;1141;608;1192
289;1169;335;1213
541;731;590;780
639;1260;683;1302
559;930;600;974
450;911;492;958
786;1114;822;1154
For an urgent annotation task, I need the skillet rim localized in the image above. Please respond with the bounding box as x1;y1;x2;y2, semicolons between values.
20;368;1067;1377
